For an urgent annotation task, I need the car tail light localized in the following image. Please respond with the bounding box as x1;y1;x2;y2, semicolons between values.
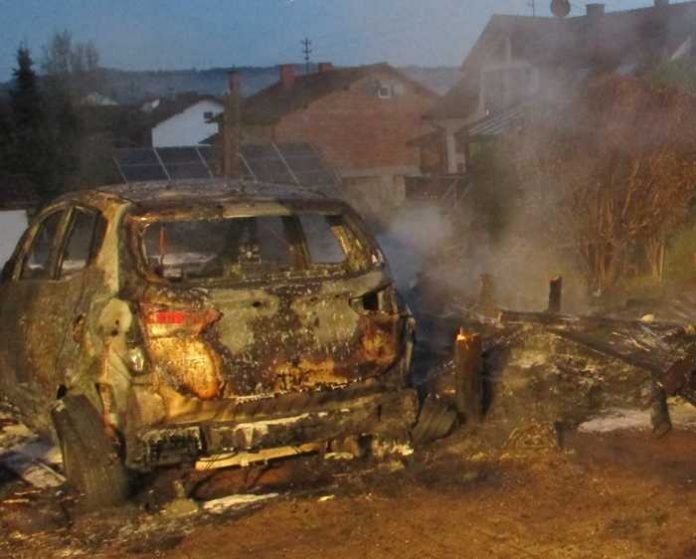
141;304;220;338
139;304;223;400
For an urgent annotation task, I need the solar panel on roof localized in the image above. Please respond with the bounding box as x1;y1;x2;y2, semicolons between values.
157;147;212;180
115;148;168;182
247;159;296;184
284;154;324;172
156;147;201;164
115;147;218;183
276;143;317;158
197;146;218;165
293;170;337;186
240;142;337;187
240;144;295;184
115;143;336;188
241;144;278;159
196;146;225;178
116;148;160;166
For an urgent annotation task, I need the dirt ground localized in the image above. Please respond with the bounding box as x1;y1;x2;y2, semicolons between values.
1;423;695;559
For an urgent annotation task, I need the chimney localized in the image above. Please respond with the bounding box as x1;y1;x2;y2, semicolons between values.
224;69;242;179
227;70;240;95
317;62;333;74
585;3;605;17
654;0;669;7
279;64;296;90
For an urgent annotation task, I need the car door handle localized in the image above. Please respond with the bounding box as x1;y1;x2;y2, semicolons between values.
72;314;86;343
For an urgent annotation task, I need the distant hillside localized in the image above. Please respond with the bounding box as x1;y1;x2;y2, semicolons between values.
0;64;460;104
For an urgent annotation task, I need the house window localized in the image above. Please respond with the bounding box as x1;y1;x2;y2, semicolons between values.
376;83;392;99
203;111;214;121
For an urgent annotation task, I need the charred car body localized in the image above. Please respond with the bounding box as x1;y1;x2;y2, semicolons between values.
0;180;418;507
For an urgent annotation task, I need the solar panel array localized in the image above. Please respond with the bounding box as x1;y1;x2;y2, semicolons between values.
115;146;217;183
239;144;294;184
115;143;336;188
240;143;337;187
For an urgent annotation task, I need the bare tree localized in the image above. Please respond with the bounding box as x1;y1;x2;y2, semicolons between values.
509;76;696;293
42;30;101;96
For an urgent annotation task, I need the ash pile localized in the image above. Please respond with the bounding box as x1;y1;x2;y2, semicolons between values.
418;275;696;448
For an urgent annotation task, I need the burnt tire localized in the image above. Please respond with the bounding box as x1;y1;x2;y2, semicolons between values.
51;394;129;510
411;394;457;446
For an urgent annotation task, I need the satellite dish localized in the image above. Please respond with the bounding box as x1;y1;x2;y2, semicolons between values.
551;0;571;17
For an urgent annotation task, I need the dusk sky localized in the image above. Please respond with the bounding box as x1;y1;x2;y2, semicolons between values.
0;0;675;81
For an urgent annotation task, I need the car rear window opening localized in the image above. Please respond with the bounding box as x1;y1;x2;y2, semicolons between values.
139;213;353;282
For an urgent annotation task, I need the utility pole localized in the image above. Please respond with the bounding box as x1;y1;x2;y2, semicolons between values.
301;37;312;74
529;0;536;16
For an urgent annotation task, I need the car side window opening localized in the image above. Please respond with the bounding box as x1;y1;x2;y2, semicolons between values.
59;208;104;277
20;211;65;280
299;214;346;264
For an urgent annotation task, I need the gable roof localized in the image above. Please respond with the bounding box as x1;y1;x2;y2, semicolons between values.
240;63;437;125
150;93;224;127
426;72;478;120
429;1;696;120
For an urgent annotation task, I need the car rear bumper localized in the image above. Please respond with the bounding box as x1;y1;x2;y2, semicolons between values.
126;387;418;471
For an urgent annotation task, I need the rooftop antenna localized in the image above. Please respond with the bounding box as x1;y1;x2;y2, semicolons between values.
301;37;312;74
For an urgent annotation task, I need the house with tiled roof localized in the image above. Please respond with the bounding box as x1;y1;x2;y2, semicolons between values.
216;63;437;212
148;93;224;147
426;0;696;174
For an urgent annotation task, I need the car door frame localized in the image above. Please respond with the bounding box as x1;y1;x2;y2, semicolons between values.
0;203;72;426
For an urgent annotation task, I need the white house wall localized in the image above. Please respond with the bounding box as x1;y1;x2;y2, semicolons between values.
151;99;224;147
0;210;28;266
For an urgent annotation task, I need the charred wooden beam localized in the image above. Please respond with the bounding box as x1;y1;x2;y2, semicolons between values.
476;273;497;316
547;276;563;314
454;329;483;424
549;329;665;374
498;309;682;333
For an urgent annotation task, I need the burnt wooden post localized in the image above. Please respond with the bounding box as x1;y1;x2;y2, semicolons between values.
547;275;563;314
454;328;483;424
477;273;497;316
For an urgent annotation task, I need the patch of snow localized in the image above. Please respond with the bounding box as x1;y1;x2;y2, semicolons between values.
578;409;652;433
0;404;64;488
233;413;312;442
0;451;65;488
511;351;550;369
201;492;279;514
578;401;696;433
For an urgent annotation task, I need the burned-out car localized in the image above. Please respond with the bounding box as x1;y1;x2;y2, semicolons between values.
0;180;419;507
